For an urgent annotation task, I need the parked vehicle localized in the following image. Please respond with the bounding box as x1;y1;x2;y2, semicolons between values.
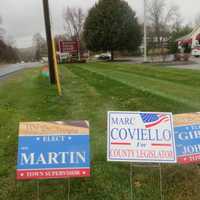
95;53;111;60
191;46;200;57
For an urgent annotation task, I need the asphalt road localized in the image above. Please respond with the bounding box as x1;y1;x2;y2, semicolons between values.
167;57;200;70
116;56;200;70
0;62;44;79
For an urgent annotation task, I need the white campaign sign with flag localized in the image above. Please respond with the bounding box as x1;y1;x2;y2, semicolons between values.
107;111;176;163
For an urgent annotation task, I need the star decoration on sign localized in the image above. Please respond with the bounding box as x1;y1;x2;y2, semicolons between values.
68;137;72;140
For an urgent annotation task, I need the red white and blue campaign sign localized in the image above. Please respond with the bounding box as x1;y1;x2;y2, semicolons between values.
16;121;90;180
174;113;200;164
107;112;176;163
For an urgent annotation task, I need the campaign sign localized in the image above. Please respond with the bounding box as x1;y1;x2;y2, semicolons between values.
107;112;176;163
174;113;200;164
16;121;90;180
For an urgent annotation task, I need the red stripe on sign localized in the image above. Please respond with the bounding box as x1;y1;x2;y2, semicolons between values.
111;142;131;145
146;117;169;128
16;168;90;180
178;154;200;164
152;144;172;147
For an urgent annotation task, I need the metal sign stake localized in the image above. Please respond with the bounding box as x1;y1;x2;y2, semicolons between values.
159;164;164;200
65;178;71;200
130;163;133;200
37;180;40;200
68;178;71;200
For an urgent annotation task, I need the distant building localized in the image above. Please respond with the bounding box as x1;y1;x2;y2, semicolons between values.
176;26;200;56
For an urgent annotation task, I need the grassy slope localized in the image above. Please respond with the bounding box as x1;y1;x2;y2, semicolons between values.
72;63;200;109
0;63;199;200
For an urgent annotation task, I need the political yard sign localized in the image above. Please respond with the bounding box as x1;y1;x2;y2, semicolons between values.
16;121;90;180
174;113;200;164
107;112;176;163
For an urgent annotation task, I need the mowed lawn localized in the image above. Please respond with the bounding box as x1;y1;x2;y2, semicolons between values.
0;62;200;200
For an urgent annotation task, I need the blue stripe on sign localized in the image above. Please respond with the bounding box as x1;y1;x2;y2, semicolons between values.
17;135;90;170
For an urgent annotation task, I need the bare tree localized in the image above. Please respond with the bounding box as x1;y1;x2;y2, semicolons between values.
147;0;181;61
33;33;47;61
63;7;85;60
63;7;85;40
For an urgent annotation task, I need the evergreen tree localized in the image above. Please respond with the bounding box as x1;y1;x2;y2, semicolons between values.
83;0;142;60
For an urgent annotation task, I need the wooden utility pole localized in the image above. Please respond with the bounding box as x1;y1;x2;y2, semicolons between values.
42;0;56;84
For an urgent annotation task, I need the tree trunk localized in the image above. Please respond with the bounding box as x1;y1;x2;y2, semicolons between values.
111;50;114;61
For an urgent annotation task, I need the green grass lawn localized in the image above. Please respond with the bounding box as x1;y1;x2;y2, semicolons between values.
0;62;200;200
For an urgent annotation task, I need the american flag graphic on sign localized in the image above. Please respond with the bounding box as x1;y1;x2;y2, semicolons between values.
140;113;169;128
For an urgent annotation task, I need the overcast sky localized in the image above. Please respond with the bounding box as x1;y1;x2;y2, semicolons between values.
0;0;200;48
